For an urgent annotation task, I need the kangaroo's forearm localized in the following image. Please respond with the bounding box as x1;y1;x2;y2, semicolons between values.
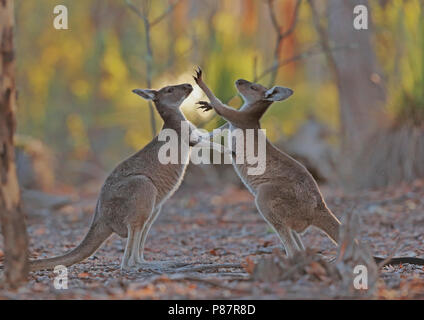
198;81;239;121
197;80;223;107
212;103;240;124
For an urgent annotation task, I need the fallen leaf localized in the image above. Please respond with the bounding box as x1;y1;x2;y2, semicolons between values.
78;272;90;278
34;227;46;236
263;241;273;247
242;257;256;275
127;287;155;299
306;261;327;278
209;249;219;256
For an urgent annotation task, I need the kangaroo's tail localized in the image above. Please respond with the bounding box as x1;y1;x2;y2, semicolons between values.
29;218;112;271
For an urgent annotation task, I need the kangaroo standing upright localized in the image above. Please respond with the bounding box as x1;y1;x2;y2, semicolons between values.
195;71;335;257
194;68;424;266
28;83;229;271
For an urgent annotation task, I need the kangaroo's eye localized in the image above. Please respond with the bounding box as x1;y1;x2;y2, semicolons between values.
167;88;174;93
251;85;258;91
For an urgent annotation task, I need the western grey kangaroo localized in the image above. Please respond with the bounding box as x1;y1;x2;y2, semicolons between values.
194;68;424;266
27;83;230;271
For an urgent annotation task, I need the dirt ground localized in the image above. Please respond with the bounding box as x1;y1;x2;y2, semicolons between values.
1;176;423;300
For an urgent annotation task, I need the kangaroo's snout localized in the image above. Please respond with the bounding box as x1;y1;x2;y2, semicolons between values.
182;83;193;94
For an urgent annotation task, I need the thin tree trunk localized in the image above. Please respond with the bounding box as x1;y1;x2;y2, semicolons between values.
327;0;386;152
316;0;387;187
0;0;29;287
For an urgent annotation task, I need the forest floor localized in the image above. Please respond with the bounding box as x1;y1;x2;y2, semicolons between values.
1;175;424;300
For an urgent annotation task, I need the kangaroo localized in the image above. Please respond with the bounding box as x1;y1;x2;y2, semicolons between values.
194;68;424;266
26;83;230;271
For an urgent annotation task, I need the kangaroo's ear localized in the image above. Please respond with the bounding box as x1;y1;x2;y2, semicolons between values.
132;89;158;100
265;86;294;102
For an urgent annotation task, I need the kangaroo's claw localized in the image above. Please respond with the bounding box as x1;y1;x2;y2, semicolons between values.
196;101;212;112
193;67;203;84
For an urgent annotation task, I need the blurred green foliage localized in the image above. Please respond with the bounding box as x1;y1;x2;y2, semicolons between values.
373;0;424;125
13;0;423;175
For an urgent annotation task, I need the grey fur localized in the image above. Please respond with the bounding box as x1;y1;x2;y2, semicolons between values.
29;83;229;271
195;70;341;257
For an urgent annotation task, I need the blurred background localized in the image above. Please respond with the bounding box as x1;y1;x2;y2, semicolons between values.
13;0;424;194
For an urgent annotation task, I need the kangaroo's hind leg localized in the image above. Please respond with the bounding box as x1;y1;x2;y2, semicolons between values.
292;230;305;251
119;176;158;270
138;205;162;262
255;184;300;257
136;205;191;270
121;224;145;269
274;224;300;257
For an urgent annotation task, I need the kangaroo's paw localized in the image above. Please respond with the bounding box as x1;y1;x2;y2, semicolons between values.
193;66;203;85
196;101;213;112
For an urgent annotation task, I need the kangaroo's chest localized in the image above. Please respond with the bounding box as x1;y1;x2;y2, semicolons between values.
150;143;190;205
228;124;270;195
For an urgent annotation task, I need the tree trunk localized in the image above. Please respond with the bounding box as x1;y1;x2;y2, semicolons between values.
327;0;386;152
0;0;29;287
320;0;386;187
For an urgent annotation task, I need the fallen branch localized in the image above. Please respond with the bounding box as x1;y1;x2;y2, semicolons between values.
168;274;250;293
376;236;401;269
173;262;244;273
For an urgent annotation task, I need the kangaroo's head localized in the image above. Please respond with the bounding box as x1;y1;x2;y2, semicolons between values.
235;79;293;104
132;83;193;109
